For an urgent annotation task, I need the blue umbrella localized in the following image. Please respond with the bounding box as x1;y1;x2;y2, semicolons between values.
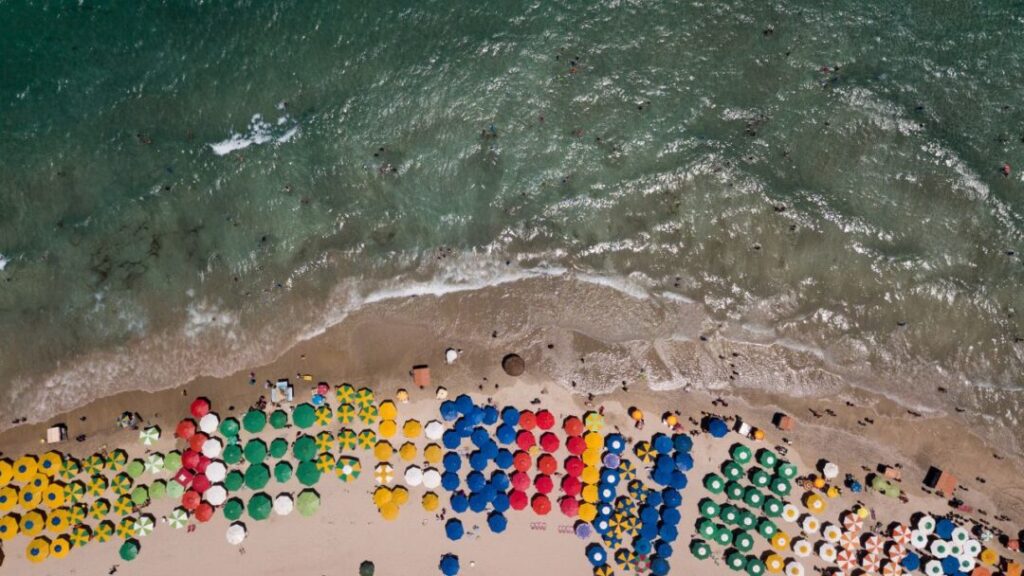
445;518;464;541
658;524;678;542
662;488;682;508
454;394;474;415
482;406;499;426
440;401;459;421
451;492;469;513
575;522;593;539
634;538;652;556
490;471;510;491
442;431;461;449
597;502;613;518
492;492;510;513
500;407;520;426
443;453;463;472
480;441;498;460
652;468;673;486
495;424;516;445
672;434;693;452
646;490;663;507
469;451;488;471
706;418;728;438
598;483;616;502
471;428;490;448
479;484;496;503
640;505;659;524
652;434;673;454
454;418;473;438
661;507;682;526
901;553;921;572
439;554;460;576
936;518;955;540
601;468;621;486
487;512;507;533
650;556;670;576
593;516;611;535
495;449;513;469
466;471;486;492
941;556;958;575
441;472;460;491
640;522;659;540
674;452;694;471
585;544;607;567
670;470;688;490
468;407;484;426
655;541;673;559
605;433;626;454
469;492;489;513
602;453;621;469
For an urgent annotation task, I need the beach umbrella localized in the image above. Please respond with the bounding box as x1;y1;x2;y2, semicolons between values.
83;454;104;475
58;457;80;481
770;477;791;497
822;523;842;543
445;518;464;541
242;410;266;434
205;485;227;506
243;439;268;464
175;419;197;441
198;413;219;435
583;411;604;432
770;531;790;551
117;538;140;562
532;494;552;515
336;403;357;425
296;490;320;517
222;470;244;492
314;405;333;427
373;440;394;461
315;453;335;474
865;533;885;556
747;557;766;576
161;450;181;472
704;473;725;494
124;459;145;480
0;486;15;512
70;523;91;547
217;416;239;438
781;504;800;523
335;457;361;482
424;444;443;464
133;515;154;537
188;433;209;454
247;493;272;521
94;520;115;542
226;522;246;546
842;511;863;533
312;431;334;454
801;515;820;534
42;483;65;509
38;453;61;478
190;397;211;419
374;463;394;484
116;517;136;539
357;430;377;450
487;511;507;533
273;461;293;484
12;456;38;484
586;543;608;567
423;420;445;441
113;493;134;515
358;405;379;425
404;466;424;487
296;461;321;486
422;468;441;489
244;464;270;490
204;461;226;483
792;537;813;557
336;429;359;452
336;384;355;404
901;552;921;572
290;404;314;429
354;387;375;408
130;485;149;507
26;536;50;563
142;454;164;475
105;449;128;471
439;553;460;576
223;498;244;521
839;530;859;551
201;438;223;459
273;493;294;516
862;554;882;573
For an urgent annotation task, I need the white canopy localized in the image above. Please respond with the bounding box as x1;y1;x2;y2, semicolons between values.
226;522;246;545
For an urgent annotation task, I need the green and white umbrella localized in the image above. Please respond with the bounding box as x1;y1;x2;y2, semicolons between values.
139;426;160;446
168;508;189;529
144;454;165;475
133;515;155;537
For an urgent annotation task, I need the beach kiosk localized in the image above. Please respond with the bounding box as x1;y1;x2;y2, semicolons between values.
46;424;67;444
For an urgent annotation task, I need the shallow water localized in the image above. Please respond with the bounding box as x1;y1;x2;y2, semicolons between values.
1;1;1022;439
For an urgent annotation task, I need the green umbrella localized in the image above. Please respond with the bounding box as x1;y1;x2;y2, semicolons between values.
690;539;711;560
270;410;289;430
734;531;754;552
737;510;758;530
164;451;182;472
119;539;140;561
337;429;358;451
292;404;316;429
726;481;744;500
359;560;375;576
223;444;243;465
746;557;766;576
727;551;746;571
244;464;270;490
756;449;777;469
167;480;185;498
748;467;770;488
244;439;268;464
295;461;321;486
168;508;189;529
722;461;744;481
144;454;164;475
270;438;289;459
126;459;145;479
719;504;739;524
730;444;752;465
743;487;764;508
699;498;720;519
131;485;149;506
293;436;317;461
274;462;293;483
762;497;783;517
139;426;160;446
247;493;272;521
758;518;778;539
769;476;791;497
225;471;245;492
776;462;798;479
149;480;167;500
296;489;320;517
714;525;733;546
223;498;244;521
243;410;266;434
704;473;725;494
697;519;717;538
219;418;240;438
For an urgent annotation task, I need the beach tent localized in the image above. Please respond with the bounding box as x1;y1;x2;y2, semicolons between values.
226;522;246;546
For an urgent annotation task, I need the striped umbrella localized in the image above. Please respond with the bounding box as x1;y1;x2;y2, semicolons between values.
314;406;333;426
315;453;335;473
67;504;87;525
354;387;375;408
861;553;881;573
633;441;655;464
336;384;355;404
358;405;379;424
168;508;189;529
618;459;636;482
881;561;902;576
887;542;906;562
315;432;334;453
90;499;110;520
106;450;128;470
113;495;134;516
70;524;92;547
94;520;115;543
337;403;356;424
864;534;884;556
357;430;377;450
839;531;859;551
65;481;86;504
133;515;155;537
836;550;857;574
59;458;81;481
116;517;136;539
144;454;165;475
374;463;394;484
842;511;863;533
337;429;358;451
111;473;132;496
614;548;636;571
139;427;160;446
593;564;614;576
83;455;104;475
891;524;911;545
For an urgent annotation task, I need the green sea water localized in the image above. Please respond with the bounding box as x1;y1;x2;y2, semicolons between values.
1;1;1022;434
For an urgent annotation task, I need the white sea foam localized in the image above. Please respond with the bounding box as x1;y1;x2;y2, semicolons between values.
209;113;300;156
0;254;7;271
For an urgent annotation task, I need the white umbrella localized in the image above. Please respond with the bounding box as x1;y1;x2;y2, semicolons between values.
422;468;441;489
134;515;156;537
201;437;223;459
424;421;445;441
821;461;839;480
374;463;394;484
205;461;227;483
199;413;220;435
404;466;423;487
144;454;165;474
204;485;227;506
139;426;161;446
274;494;294;516
168;507;189;529
226;522;246;546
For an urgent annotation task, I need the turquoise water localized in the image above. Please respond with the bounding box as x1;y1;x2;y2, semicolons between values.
1;1;1022;431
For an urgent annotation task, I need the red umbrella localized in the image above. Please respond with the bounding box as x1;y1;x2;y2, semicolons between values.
559;496;579;517
190;397;211;419
182;450;201;471
182;490;201;511
531;494;551;515
173;468;194;487
509;490;528;511
513;451;532;472
561;475;582;496
188;432;209;453
518;410;537;430
510;471;531;491
175;419;197;440
191;474;211;494
537;454;557;475
564;456;584;477
566;436;586;455
195;456;211;474
534;474;554;494
563;416;584;436
516;430;536;451
535;410;555;430
194;502;214;523
539;432;560;453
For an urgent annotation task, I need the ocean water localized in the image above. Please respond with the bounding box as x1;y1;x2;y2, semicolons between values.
1;1;1022;438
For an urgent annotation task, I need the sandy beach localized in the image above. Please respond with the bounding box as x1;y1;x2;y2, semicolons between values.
0;278;1021;575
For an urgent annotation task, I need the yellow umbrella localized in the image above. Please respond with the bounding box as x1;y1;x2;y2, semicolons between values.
47;508;70;533
67;504;86;525
399;443;417;462
337;429;358;451
402;420;422;439
43;483;66;509
379;502;399;521
0;486;18;511
379;401;398;421
0;459;13;486
113;496;133;516
358;405;379;425
579;503;597;522
26;536;50;563
64;480;86;504
116;517;135;539
374;441;394;461
28;473;50;492
765;554;785;573
423;444;442;464
634;441;655;464
19;487;42;510
582;448;602;467
315;432;334;453
336;383;355;404
581;485;599;503
378;420;397;439
50;535;71;559
357;430;377;450
83;454;104;475
771;531;790;552
105;449;128;471
584;431;604;450
314;406;333;426
39;452;63;478
392;486;409;505
373;487;393;507
94;520;114;543
395;389;409;403
584;411;604;432
0;515;19;540
13;456;39;484
70;524;91;547
422;492;439;511
59;457;80;481
20;510;46;536
979;549;999;566
87;475;108;497
581;466;601;485
355;387;375;408
90;499;110;520
336;403;356;424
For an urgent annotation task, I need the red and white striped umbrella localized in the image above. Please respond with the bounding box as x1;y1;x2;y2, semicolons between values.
836;549;858;574
863;534;884;556
886;542;907;562
881;560;903;576
890;523;911;546
839;531;860;551
842;512;863;534
861;553;881;573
